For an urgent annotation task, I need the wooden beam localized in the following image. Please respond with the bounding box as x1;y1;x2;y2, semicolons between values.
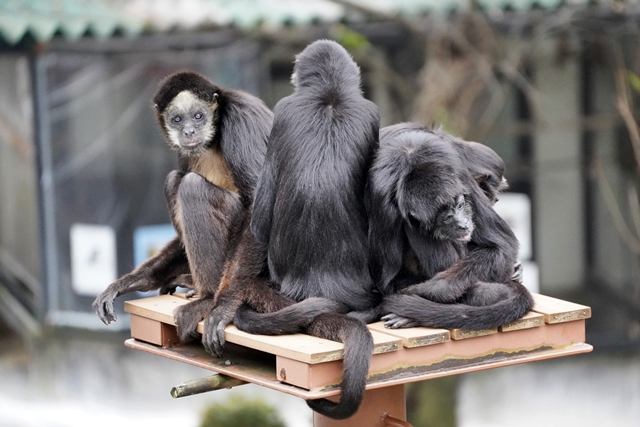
531;293;592;323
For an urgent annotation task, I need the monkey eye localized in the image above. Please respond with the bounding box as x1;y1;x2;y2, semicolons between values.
172;116;181;123
443;215;453;224
194;112;203;120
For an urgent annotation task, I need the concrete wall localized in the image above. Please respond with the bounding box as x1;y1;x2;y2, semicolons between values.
533;38;585;294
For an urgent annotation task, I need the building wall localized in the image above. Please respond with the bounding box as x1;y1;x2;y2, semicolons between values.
533;38;585;294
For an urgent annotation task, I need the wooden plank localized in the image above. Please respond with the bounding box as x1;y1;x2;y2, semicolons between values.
125;295;182;324
531;293;592;324
125;295;401;364
450;327;498;340
217;325;347;364
274;319;588;391
368;322;450;348
147;317;590;395
127;337;592;399
369;330;402;355
499;311;545;332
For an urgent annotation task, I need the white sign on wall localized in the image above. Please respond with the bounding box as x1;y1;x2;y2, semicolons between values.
492;192;532;261
70;223;117;296
492;193;539;293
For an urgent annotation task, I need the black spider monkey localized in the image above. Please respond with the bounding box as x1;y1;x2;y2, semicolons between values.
367;125;533;330
92;71;274;347
205;40;380;420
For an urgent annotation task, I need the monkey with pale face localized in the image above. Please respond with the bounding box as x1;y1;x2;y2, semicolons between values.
93;71;274;353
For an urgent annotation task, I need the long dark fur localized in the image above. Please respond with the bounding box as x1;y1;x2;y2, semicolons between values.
368;125;533;330
380;123;509;204
93;72;273;349
212;40;379;420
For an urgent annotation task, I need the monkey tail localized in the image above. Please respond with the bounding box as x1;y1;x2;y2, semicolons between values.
383;281;534;331
306;314;374;420
233;298;349;335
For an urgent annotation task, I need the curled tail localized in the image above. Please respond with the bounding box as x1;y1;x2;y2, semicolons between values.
305;313;374;420
383;281;533;330
233;298;349;335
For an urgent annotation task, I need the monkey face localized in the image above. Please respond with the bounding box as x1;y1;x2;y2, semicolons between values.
432;194;474;242
163;90;218;153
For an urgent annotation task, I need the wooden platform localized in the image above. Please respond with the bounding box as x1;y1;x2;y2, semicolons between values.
124;293;592;400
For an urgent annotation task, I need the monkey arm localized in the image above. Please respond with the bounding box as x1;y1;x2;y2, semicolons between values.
366;178;405;295
92;236;188;325
249;145;277;245
218;96;271;202
400;184;518;304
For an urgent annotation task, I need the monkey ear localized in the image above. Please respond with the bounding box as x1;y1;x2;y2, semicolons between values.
474;172;490;185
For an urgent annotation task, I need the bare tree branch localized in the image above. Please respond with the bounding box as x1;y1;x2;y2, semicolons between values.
594;158;640;253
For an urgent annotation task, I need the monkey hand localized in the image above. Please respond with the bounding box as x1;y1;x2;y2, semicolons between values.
381;313;420;329
203;297;242;358
93;270;171;324
511;261;524;284
92;287;120;325
160;274;194;295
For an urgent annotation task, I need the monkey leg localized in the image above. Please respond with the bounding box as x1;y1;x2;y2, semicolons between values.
93;236;188;324
399;274;471;303
460;282;513;306
172;172;244;342
203;277;284;357
202;219;273;356
174;297;217;341
234;296;348;336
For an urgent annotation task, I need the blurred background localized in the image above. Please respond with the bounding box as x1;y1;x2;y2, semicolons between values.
1;0;639;426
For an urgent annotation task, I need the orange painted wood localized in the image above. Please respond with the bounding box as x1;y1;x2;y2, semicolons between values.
125;337;591;400
274;319;589;391
124;293;593;400
313;385;406;427
130;314;180;348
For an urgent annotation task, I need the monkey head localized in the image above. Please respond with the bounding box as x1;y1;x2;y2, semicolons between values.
153;71;220;154
438;131;508;205
432;194;474;242
394;132;467;235
290;40;361;92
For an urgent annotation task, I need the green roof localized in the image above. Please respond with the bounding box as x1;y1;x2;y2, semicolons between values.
0;0;144;44
0;0;584;46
